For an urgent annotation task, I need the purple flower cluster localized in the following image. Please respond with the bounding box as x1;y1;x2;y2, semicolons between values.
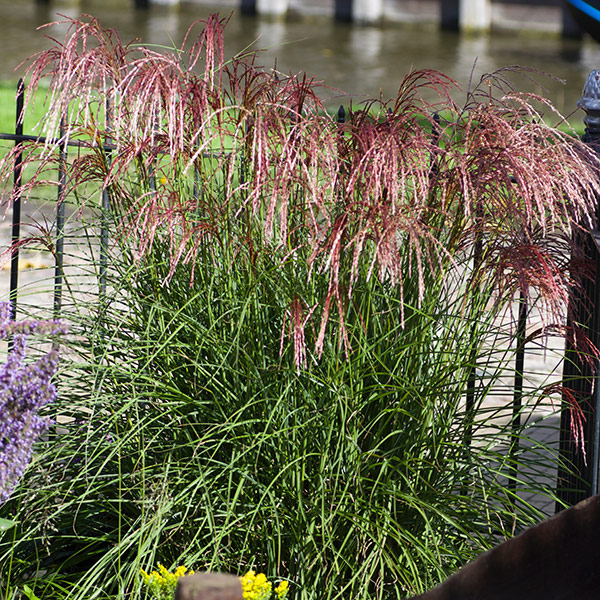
0;303;64;503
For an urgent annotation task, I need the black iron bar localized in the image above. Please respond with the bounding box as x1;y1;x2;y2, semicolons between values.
0;131;116;150
99;190;110;300
591;243;600;495
556;70;600;510
465;202;484;446
99;103;113;302
0;132;229;159
429;112;441;178
9;80;25;324
509;289;528;495
53;115;67;320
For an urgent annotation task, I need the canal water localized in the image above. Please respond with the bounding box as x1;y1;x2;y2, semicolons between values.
0;0;600;119
1;1;600;122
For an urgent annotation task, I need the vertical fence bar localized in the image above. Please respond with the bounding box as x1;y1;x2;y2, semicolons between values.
147;112;158;198
509;290;527;494
429;112;441;177
99;104;112;302
238;117;249;191
99;183;110;299
54;115;67;320
556;246;596;509
464;201;483;446
591;238;600;495
9;79;25;323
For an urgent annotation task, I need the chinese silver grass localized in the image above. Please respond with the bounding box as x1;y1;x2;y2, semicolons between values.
0;14;597;600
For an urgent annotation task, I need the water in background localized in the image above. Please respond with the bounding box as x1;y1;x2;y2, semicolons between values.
0;1;599;121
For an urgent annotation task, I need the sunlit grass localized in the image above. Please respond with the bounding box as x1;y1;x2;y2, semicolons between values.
0;80;49;135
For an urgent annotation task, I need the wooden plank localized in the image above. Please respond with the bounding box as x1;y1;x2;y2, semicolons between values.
175;573;242;600
411;495;600;600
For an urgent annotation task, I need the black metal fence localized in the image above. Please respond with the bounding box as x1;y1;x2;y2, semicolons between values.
2;76;599;512
0;79;117;325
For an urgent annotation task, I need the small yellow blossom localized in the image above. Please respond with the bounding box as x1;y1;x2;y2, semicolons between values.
142;565;290;600
275;580;289;600
140;564;194;600
240;570;272;600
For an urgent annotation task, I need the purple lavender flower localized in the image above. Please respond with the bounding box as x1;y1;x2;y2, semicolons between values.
0;303;64;503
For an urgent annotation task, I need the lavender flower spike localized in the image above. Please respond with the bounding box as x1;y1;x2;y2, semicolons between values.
0;303;64;503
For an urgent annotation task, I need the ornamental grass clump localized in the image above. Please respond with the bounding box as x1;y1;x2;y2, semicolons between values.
5;16;598;367
1;13;600;600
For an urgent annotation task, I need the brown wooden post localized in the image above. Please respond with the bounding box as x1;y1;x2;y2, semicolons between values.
175;573;243;600
410;495;600;599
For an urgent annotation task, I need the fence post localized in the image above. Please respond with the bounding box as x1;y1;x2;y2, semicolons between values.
99;102;113;308
556;70;600;510
334;0;352;22
249;0;288;17
9;79;25;323
562;2;583;39
458;0;492;33
436;0;494;33
333;0;383;24
509;290;527;495
440;0;459;30
352;0;383;24
175;573;242;600
53;115;67;320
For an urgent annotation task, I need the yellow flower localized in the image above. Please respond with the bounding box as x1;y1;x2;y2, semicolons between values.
140;564;194;600
240;570;272;600
275;581;289;600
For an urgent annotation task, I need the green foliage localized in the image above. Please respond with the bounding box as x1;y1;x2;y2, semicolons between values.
0;518;16;532
0;80;49;135
21;585;42;600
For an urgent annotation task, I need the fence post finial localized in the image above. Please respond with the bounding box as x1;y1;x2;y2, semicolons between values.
578;70;600;141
